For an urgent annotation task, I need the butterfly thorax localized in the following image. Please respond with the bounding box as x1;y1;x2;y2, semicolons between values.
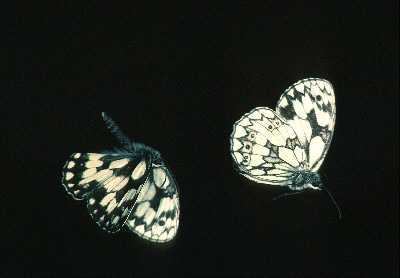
122;142;161;160
289;170;322;191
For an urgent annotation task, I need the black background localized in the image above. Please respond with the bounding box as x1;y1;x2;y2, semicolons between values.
2;2;399;277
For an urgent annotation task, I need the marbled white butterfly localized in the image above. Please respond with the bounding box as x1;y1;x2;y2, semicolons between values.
61;113;180;242
230;78;340;215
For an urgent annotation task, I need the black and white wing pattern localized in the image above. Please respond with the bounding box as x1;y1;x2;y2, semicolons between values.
62;152;151;233
61;113;180;242
230;78;335;191
126;164;180;242
231;107;304;187
276;78;335;172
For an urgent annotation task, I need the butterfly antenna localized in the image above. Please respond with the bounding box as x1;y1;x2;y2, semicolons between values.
101;112;132;149
324;187;342;219
273;191;304;201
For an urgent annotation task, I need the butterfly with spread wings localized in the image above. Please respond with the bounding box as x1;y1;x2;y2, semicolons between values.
61;113;180;242
230;78;340;214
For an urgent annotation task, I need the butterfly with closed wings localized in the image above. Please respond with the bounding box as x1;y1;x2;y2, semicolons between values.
61;113;180;242
230;78;340;217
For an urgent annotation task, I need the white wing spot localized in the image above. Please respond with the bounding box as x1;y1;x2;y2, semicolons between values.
153;168;167;188
128;219;135;226
233;125;247;138
315;108;329;127
251;144;270;156
278;147;300;167
248;154;265;167
135;201;151;217
67;161;75;168
267;169;290;176
79;169;112;184
168;228;176;239
152;222;165;237
309;136;325;167
159;231;168;241
131;160;147;180
259;108;275;118
65;172;74;180
250;169;265;175
106;199;118;213
144;230;152;238
144;208;156;226
136;225;145;234
88;153;104;160
112;177;130;192
85;160;103;168
248;110;263;120
254;133;267;146
74;153;81;159
238;117;252;126
233;152;243;163
316;80;325;90
293;100;308;119
295;82;305;93
303;80;311;88
140;184;156;202
118;188;137;206
302;92;314;113
109;158;129;169
279;97;288;107
82;168;97;178
294;146;305;163
100;192;116;207
287;118;307;145
325;82;334;95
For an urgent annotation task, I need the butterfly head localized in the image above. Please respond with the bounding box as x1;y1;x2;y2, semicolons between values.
308;172;323;190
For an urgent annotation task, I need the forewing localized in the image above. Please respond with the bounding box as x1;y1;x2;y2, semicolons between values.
86;156;152;233
276;78;335;171
126;164;180;242
62;153;123;200
230;107;307;185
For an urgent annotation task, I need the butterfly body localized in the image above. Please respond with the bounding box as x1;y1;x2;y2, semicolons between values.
291;170;322;191
230;78;335;193
61;113;179;242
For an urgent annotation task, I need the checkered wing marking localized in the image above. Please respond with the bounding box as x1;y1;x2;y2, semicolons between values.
230;107;307;185
276;78;335;172
86;156;152;233
126;164;180;242
62;153;122;200
62;152;152;233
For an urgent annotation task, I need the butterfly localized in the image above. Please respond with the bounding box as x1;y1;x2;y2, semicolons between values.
61;113;180;242
230;78;340;214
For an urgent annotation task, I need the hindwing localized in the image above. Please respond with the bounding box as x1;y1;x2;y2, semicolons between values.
126;164;180;242
231;107;307;185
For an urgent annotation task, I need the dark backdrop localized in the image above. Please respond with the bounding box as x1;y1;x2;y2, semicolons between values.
2;2;398;277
